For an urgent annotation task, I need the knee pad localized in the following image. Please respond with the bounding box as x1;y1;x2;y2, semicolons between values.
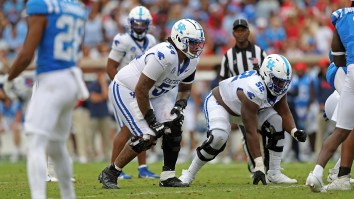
161;127;182;152
129;135;156;153
197;130;227;161
261;120;284;152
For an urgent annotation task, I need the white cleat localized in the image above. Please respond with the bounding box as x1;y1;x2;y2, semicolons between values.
323;175;351;191
266;172;298;184
306;172;325;192
179;170;195;186
327;168;354;184
327;168;338;183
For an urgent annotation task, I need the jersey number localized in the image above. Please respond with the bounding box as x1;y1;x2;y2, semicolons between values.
54;15;84;62
152;83;174;97
231;70;256;82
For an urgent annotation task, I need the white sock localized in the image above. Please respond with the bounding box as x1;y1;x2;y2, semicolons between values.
188;155;207;177
313;165;324;178
47;140;75;199
27;134;49;199
138;164;147;169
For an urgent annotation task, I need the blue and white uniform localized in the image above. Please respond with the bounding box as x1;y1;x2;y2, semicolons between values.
327;8;354;129
25;0;88;141
111;42;197;136
107;32;156;129
205;70;286;134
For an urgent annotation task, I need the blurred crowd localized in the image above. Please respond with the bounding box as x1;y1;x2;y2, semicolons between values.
0;0;344;164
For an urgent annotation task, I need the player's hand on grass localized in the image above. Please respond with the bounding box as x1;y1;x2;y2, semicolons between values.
253;170;267;185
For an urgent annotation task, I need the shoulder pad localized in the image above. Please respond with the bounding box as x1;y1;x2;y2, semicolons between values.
153;43;178;68
111;33;131;50
331;8;343;26
27;0;59;15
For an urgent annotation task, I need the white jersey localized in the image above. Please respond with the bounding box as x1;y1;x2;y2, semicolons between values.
219;70;285;115
114;42;198;98
108;33;156;68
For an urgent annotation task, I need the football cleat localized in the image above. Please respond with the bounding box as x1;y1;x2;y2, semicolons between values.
324;175;351;191
327;168;354;184
159;177;189;187
98;166;120;189
306;172;325;192
179;169;195;185
118;171;132;179
138;166;159;179
266;172;297;184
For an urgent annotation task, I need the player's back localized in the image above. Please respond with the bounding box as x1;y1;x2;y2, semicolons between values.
26;0;86;74
219;70;284;115
331;7;354;65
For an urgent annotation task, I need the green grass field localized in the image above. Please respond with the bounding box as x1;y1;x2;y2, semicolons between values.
0;161;352;199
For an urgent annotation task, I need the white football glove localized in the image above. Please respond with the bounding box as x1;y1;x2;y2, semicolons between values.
3;75;18;100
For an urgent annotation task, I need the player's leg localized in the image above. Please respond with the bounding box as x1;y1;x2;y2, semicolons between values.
307;67;354;192
324;132;354;191
179;93;230;186
258;108;297;184
99;83;155;189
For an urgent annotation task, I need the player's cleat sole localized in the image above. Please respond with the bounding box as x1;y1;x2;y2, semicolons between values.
159;177;189;187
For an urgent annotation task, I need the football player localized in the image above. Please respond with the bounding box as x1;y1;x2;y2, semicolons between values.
98;18;205;189
179;54;306;186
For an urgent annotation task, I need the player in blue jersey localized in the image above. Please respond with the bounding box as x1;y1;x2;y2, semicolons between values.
306;1;354;192
3;0;87;198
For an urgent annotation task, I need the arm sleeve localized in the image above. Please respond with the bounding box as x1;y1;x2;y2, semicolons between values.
142;54;165;81
181;70;196;84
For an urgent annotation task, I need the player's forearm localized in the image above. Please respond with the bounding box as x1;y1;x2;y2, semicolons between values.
8;53;33;81
136;87;151;117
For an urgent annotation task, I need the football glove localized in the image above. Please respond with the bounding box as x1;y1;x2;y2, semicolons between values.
170;99;187;126
291;128;307;142
253;170;267;185
3;75;17;100
144;109;167;138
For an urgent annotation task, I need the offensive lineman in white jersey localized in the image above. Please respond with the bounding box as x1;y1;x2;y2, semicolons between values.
98;19;205;188
179;54;307;186
104;6;159;179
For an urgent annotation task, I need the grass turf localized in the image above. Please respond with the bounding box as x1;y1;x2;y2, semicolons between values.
0;161;352;199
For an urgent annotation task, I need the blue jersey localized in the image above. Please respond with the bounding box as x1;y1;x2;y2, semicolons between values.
331;8;354;65
26;0;86;74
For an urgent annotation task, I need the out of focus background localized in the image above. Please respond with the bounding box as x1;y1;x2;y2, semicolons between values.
0;0;343;166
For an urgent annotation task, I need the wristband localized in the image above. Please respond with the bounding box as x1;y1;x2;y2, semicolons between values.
290;128;297;137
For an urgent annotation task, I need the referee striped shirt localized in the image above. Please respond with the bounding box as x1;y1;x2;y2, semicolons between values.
220;41;267;80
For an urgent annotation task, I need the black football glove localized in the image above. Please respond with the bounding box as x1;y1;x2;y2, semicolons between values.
253;170;267;185
292;129;307;142
144;109;167;138
170;99;187;126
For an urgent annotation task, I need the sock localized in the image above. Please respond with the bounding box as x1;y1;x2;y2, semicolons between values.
188;155;207;177
110;163;122;172
338;167;351;177
47;140;75;199
138;164;147;169
313;165;324;178
27;134;49;199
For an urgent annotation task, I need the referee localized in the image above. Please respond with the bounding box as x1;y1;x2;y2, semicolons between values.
219;18;268;172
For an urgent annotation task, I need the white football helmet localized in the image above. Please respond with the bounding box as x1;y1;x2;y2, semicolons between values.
128;6;152;40
259;54;292;96
171;19;205;59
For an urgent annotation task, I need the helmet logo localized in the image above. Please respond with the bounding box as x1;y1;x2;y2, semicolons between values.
177;22;186;34
267;59;275;71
